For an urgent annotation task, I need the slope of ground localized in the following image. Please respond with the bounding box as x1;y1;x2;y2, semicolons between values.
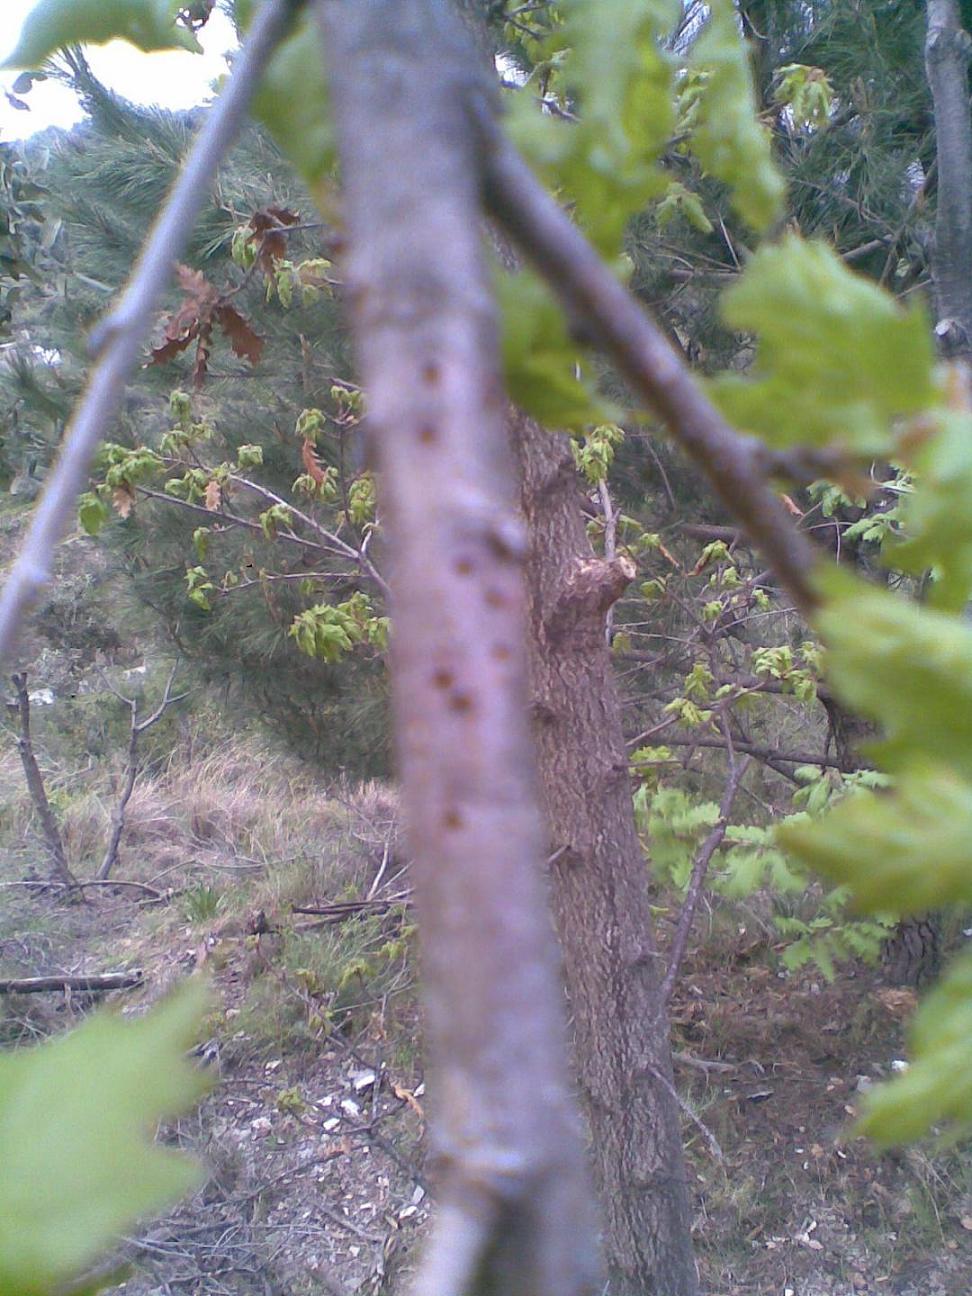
2;729;972;1296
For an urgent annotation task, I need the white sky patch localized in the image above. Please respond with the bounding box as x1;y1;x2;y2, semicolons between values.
0;2;238;140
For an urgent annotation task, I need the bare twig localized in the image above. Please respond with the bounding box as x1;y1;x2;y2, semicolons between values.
476;112;820;615
97;663;186;881
656;751;752;1012
644;1064;724;1162
8;674;78;889
0;970;143;994
0;0;304;667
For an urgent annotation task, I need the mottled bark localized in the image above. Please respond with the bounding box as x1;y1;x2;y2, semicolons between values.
513;412;699;1296
316;3;597;1292
926;0;972;357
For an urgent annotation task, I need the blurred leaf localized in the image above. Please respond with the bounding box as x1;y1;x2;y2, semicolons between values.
0;980;210;1296
779;760;972;914
3;0;200;68
687;0;785;231
234;0;333;187
857;946;972;1145
711;236;936;450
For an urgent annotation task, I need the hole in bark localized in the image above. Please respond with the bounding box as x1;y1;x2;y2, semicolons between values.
432;669;454;690
455;557;474;577
418;424;436;445
443;809;463;830
448;692;473;714
484;588;505;608
491;643;511;661
422;361;440;385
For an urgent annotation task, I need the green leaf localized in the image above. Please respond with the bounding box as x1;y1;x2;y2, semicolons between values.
236;444;263;470
814;569;972;780
710;236;936;451
892;406;972;611
857;946;972;1146
234;0;333;187
545;0;679;250
779;760;972;915
496;267;614;429
4;0;201;68
686;0;785;232
0;980;209;1296
78;492;110;537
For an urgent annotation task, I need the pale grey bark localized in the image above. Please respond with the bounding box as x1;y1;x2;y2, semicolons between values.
926;0;972;356
315;3;598;1292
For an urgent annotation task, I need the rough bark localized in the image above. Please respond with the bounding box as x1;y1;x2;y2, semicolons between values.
925;0;972;357
316;3;598;1292
9;673;77;890
513;412;699;1296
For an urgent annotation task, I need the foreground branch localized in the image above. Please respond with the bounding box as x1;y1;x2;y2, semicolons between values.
477;114;820;616
0;0;303;667
317;2;598;1291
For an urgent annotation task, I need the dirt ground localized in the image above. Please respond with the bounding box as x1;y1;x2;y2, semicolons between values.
2;874;971;1296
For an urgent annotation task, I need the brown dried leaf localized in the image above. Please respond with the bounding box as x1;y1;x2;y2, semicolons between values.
301;437;326;485
391;1082;425;1121
215;303;264;365
249;206;300;274
112;485;135;519
149;325;196;367
175;263;217;307
204;479;221;512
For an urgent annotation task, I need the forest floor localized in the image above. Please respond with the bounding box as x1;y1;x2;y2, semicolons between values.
2;357;970;1295
2;741;972;1296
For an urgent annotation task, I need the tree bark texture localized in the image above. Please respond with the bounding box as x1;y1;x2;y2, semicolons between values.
316;3;598;1292
926;0;972;356
512;412;699;1296
9;674;77;890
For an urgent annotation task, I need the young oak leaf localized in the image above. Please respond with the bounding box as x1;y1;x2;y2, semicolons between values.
855;945;972;1146
0;979;210;1296
3;0;201;69
710;236;936;451
687;0;785;232
234;1;333;189
778;759;972;915
812;568;972;781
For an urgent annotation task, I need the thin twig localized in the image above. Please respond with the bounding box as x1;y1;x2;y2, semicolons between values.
0;0;304;667
656;752;751;1012
644;1064;723;1162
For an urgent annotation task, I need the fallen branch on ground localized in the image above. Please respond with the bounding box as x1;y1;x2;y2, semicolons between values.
0;970;144;994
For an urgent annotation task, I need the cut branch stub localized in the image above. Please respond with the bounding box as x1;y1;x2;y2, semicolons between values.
316;1;598;1292
545;554;636;647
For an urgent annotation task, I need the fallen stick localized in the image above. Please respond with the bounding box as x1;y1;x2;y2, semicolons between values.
0;970;144;994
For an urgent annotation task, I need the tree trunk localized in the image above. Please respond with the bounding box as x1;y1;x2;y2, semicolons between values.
925;0;972;357
512;412;699;1296
9;673;77;890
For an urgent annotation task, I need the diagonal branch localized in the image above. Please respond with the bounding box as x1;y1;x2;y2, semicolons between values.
0;0;304;667
475;110;820;616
